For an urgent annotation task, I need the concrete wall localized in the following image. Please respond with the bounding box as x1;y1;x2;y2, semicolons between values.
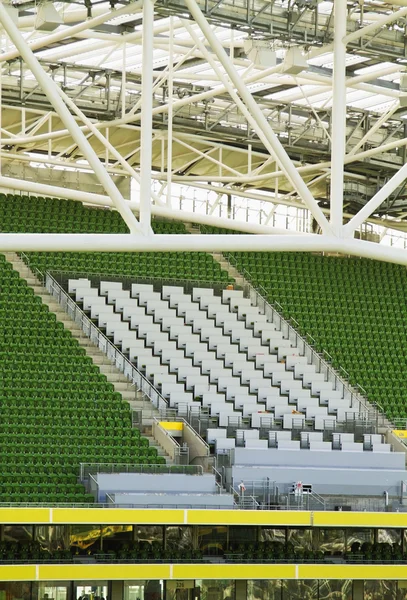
232;447;405;470
96;473;218;502
108;492;234;507
152;421;179;461
183;422;210;463
387;431;407;464
231;465;404;496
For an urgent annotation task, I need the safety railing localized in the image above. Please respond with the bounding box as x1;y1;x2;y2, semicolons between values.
45;272;169;413
80;462;203;482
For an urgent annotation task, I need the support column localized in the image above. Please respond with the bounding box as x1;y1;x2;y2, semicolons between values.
353;580;364;600
235;580;247;600
183;1;333;236
111;581;124;600
329;0;347;236
139;0;155;234
166;16;174;208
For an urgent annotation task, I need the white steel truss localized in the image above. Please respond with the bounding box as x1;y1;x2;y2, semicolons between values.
0;0;407;263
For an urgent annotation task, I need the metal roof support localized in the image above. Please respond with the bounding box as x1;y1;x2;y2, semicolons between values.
0;1;143;63
0;175;298;236
55;85;164;210
344;163;407;236
139;0;155;235
329;0;347;236
344;6;407;45
183;0;332;236
0;233;406;265
0;2;143;236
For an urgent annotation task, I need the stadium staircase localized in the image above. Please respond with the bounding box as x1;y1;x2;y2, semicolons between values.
3;252;171;465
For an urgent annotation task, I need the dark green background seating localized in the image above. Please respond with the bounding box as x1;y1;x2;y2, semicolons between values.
0;255;163;503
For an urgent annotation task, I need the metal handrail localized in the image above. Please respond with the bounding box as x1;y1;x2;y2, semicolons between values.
45;271;169;413
80;462;203;480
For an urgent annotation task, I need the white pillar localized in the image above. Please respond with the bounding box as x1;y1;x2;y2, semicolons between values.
0;2;142;235
329;0;347;236
139;0;155;234
166;16;174;207
183;0;333;236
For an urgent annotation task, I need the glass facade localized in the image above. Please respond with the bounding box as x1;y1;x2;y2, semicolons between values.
5;579;407;599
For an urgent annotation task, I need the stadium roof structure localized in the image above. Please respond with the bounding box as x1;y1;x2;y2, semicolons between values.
1;0;407;263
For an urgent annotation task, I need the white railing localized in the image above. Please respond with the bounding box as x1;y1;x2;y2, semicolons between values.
45;272;169;413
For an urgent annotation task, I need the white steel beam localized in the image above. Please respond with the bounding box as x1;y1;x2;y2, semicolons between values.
0;2;143;63
329;0;347;236
344;6;407;45
0;175;300;236
56;83;164;209
344;163;407;235
0;233;405;266
183;1;332;236
139;0;155;235
348;102;400;157
0;2;142;236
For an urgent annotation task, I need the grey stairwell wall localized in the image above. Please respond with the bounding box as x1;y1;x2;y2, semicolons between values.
231;448;405;470
95;473;219;502
231;465;403;496
229;448;406;496
107;493;234;507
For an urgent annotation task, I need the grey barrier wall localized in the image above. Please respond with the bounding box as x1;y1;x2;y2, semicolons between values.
95;473;219;502
107;493;235;507
231;465;404;497
229;447;406;497
231;447;406;470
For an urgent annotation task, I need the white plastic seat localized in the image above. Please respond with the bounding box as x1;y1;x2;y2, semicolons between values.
278;439;300;450
131;283;154;298
69;278;90;294
222;289;244;304
192;288;214;302
309;441;332;451
245;439;268;448
207;428;227;444
215;438;236;452
107;288;130;305
75;286;99;303
100;281;122;296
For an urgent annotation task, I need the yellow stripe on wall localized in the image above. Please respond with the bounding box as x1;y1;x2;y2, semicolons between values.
52;508;185;525
313;512;407;528
186;510;311;526
39;564;171;581
2;563;407;582
0;566;37;581
4;507;407;528
0;508;50;524
299;564;407;580
173;564;296;580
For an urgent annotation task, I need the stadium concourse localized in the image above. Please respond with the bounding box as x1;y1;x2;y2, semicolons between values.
3;0;407;599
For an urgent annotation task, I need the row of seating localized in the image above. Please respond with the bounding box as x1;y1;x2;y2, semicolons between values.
218;247;407;422
69;279;374;454
207;429;390;452
0;255;161;502
0;194;233;283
